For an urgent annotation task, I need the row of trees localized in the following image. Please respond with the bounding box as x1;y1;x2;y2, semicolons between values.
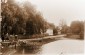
61;21;84;39
1;0;50;37
1;0;84;39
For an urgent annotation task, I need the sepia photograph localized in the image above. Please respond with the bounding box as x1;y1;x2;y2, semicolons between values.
0;0;85;55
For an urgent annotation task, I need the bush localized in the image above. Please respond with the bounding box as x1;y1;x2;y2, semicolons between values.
79;31;84;39
66;33;73;37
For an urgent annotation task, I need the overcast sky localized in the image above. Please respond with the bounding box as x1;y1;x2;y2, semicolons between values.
28;0;85;26
1;0;85;26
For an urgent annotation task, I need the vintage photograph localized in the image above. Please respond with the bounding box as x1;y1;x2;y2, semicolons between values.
0;0;84;55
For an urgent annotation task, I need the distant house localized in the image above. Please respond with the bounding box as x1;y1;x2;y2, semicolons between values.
45;28;53;36
45;27;61;36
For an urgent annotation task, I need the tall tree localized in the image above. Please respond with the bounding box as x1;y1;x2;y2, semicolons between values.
70;21;84;39
1;0;50;37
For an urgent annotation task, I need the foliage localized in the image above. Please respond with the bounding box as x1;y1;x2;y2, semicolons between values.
61;25;69;34
70;21;84;39
70;21;84;34
53;27;58;35
1;0;49;37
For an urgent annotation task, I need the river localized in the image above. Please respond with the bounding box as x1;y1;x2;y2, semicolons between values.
0;38;84;55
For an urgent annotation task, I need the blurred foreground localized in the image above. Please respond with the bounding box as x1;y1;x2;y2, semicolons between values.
0;35;84;55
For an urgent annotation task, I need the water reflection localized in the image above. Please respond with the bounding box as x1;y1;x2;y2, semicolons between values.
15;45;42;54
0;39;56;55
1;39;84;55
1;44;42;55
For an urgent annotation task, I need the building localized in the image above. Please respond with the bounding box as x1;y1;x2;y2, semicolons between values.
45;28;53;36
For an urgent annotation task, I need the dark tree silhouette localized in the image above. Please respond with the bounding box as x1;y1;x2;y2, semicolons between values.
70;21;84;39
1;0;50;38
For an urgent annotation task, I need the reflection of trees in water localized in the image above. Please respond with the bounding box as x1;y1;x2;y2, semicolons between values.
1;47;9;53
16;45;42;54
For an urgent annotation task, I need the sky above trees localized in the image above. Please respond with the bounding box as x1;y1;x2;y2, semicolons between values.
0;0;85;26
28;0;85;26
